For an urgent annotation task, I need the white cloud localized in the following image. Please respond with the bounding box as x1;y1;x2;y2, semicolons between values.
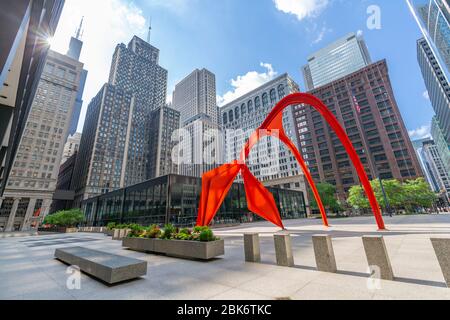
312;24;332;44
423;90;430;100
217;63;278;106
50;0;148;132
273;0;330;20
409;124;432;140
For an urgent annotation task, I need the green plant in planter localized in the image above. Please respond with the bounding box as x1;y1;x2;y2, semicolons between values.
106;222;116;230
199;229;215;242
161;223;176;239
174;228;192;240
145;224;162;239
128;224;146;238
193;226;209;233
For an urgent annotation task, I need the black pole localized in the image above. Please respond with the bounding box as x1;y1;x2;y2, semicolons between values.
378;177;392;217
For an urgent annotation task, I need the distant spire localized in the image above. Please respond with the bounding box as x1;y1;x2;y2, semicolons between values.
147;17;152;43
75;16;84;40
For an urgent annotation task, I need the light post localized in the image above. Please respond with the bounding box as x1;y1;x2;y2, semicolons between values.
378;177;392;217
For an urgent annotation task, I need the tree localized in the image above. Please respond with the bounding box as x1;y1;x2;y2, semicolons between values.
347;185;370;209
43;209;84;227
347;178;438;212
402;178;437;211
309;182;342;213
370;179;404;210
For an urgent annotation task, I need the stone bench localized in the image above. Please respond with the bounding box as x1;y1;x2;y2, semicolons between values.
54;246;147;284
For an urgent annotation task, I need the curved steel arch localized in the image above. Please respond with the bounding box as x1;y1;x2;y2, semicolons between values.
196;93;386;230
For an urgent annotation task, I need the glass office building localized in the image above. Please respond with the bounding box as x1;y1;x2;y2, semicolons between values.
301;32;372;90
82;174;307;227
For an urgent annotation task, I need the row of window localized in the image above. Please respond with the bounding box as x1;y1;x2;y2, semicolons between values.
222;84;286;124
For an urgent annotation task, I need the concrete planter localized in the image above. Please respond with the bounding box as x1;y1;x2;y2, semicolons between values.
112;229;131;240
122;237;225;260
38;227;78;233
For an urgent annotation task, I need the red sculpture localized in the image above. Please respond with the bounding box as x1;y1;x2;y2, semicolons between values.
196;93;386;230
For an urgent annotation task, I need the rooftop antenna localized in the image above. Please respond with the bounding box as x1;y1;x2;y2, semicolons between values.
75;16;84;40
147;17;152;43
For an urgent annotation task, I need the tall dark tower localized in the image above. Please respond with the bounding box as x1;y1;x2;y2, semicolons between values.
72;32;168;205
67;17;84;60
66;17;88;138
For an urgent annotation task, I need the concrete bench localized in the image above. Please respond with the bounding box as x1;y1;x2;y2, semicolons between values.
431;238;450;288
55;246;147;284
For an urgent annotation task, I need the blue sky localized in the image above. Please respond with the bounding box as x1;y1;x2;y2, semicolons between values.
51;0;434;140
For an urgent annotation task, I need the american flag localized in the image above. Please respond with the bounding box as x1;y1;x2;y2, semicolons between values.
352;95;361;114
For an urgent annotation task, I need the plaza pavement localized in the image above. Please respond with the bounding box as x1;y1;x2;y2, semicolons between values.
0;214;450;300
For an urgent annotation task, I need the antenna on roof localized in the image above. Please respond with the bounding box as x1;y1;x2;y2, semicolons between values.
75;16;84;40
147;17;152;43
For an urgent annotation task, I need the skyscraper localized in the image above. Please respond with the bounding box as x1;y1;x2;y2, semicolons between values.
72;36;168;205
416;0;450;73
293;60;423;200
147;105;180;178
432;116;450;174
61;132;81;165
72;84;134;204
417;38;450;141
301;32;372;91
109;36;168;185
421;139;450;200
172;69;218;125
0;48;84;231
66;18;88;138
0;0;65;196
220;74;309;195
172;69;221;177
417;38;450;174
413;138;442;191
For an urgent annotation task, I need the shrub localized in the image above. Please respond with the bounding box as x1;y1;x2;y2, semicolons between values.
106;222;116;230
161;224;176;239
127;224;146;238
145;224;162;239
199;229;215;242
124;223;219;242
43;209;84;228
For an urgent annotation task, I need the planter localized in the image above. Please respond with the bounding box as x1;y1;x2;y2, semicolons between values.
79;227;106;233
122;237;225;260
38;227;78;233
105;230;114;236
112;229;131;240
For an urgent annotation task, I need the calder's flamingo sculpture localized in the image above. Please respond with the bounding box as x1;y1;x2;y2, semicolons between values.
196;93;386;230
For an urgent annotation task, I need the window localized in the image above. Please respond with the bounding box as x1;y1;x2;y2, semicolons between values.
241;103;246;116
270;89;277;103
234;107;240;120
222;113;228;124
278;84;285;98
255;96;261;110
247;100;253;113
228;110;234;122
262;93;269;108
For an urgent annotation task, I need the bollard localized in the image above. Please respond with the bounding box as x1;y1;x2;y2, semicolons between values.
244;233;261;263
312;235;337;273
274;232;294;267
431;238;450;288
362;236;394;281
112;229;121;240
